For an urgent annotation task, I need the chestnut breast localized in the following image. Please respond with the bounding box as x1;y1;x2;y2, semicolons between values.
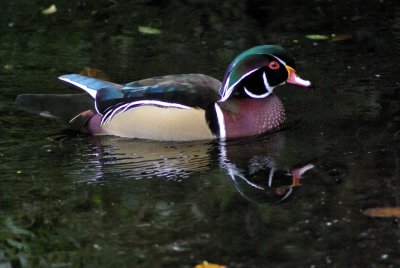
220;94;286;139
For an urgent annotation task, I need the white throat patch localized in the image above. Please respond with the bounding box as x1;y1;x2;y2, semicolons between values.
243;72;274;98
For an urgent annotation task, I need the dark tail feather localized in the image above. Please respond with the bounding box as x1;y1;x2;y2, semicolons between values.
16;93;95;132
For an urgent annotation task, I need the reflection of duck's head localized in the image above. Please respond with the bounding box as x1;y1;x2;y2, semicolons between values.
229;162;314;204
220;134;314;204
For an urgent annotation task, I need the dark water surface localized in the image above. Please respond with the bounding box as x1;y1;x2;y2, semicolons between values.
1;1;400;267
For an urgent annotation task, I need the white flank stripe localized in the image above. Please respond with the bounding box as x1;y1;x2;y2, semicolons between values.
58;76;97;98
102;103;130;124
214;103;226;139
121;100;191;110
101;100;191;125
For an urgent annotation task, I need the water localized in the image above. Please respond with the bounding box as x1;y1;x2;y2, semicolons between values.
1;1;400;267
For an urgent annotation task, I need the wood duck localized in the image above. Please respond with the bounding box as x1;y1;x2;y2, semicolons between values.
16;45;312;141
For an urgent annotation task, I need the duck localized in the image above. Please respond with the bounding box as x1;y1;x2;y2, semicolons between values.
16;45;312;141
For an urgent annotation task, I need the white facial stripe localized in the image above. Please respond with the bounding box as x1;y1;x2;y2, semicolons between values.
272;55;287;66
220;76;234;102
214;103;226;139
220;68;259;102
101;100;191;125
58;76;97;98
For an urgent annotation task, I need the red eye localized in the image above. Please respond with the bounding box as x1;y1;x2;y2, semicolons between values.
275;187;287;196
268;61;280;70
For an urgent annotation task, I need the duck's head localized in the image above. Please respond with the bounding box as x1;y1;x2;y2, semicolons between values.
219;45;312;101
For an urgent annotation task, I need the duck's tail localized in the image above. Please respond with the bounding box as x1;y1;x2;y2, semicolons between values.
15;93;96;132
16;74;124;133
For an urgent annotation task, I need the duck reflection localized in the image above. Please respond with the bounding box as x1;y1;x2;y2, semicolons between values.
220;134;314;204
85;137;216;180
81;132;313;204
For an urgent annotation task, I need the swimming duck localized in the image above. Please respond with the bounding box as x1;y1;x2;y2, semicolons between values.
16;45;312;141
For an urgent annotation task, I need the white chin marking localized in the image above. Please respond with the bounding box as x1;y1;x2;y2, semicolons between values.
243;71;274;98
214;103;226;139
244;87;271;98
